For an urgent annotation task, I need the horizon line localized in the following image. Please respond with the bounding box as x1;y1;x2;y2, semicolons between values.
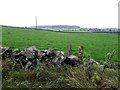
0;25;118;29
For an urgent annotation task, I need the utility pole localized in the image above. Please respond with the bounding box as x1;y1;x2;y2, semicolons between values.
36;16;37;30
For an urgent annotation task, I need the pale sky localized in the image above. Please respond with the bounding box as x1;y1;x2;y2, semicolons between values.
0;0;119;28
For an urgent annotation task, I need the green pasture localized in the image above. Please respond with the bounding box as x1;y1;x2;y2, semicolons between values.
2;26;119;62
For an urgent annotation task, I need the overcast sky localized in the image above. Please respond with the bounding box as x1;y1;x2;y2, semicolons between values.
0;0;119;28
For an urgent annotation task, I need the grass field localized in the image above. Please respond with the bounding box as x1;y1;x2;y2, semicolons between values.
2;26;119;62
2;26;120;88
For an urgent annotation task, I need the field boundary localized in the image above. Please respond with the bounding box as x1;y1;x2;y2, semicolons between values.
2;25;120;34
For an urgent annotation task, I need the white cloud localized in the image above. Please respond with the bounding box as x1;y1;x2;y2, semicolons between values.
0;0;119;28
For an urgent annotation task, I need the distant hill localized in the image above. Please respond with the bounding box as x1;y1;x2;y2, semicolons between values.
30;25;80;30
30;25;119;32
2;25;119;33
